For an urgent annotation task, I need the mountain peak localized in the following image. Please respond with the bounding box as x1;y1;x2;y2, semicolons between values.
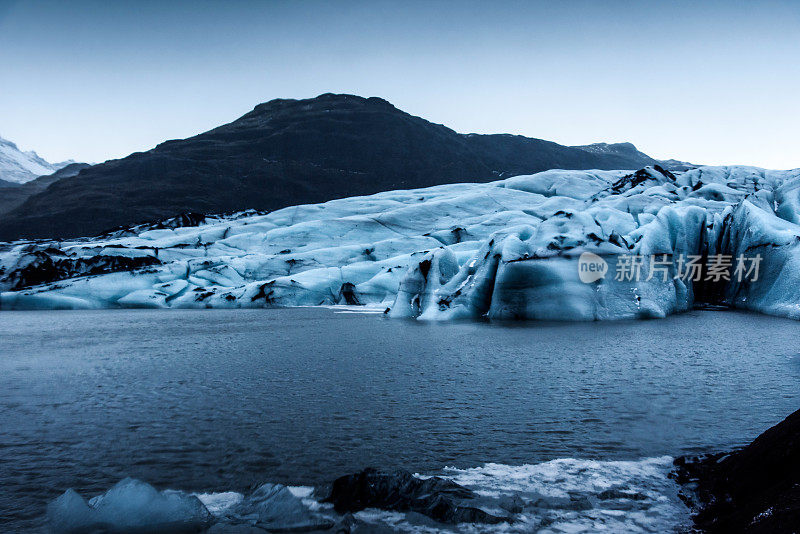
0;95;687;240
0;135;20;151
0;135;71;184
575;141;641;154
250;93;397;116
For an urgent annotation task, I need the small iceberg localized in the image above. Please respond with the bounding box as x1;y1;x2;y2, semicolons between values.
47;478;213;533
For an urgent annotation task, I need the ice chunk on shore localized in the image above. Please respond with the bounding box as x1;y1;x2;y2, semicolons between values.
47;478;212;533
226;483;334;531
193;491;243;516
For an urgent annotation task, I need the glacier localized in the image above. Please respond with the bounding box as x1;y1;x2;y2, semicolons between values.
2;165;799;321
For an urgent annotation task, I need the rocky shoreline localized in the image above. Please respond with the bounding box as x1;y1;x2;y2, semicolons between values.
673;408;800;533
46;409;800;533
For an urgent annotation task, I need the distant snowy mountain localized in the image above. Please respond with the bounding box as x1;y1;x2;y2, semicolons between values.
573;141;654;160
0;136;73;184
573;142;696;171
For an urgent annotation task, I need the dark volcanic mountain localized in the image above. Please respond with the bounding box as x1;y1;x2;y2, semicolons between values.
0;163;91;218
0;93;684;241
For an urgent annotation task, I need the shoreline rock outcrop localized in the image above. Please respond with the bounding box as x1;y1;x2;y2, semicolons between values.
673;409;800;533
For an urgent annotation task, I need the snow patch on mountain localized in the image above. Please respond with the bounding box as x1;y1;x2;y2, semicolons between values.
1;165;799;321
0;136;73;184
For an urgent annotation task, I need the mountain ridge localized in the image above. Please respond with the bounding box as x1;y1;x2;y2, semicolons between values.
0;163;92;218
0;93;691;241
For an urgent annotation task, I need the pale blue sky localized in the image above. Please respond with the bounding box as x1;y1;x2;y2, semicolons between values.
1;0;798;168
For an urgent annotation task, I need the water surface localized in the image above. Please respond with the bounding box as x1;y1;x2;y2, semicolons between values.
1;308;799;530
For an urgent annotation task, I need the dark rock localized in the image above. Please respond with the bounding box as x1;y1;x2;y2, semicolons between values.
0;94;687;241
498;494;525;514
531;494;593;511
597;488;648;501
673;408;800;533
324;468;508;525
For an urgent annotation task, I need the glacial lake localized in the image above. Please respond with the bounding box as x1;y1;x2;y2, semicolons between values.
1;308;800;531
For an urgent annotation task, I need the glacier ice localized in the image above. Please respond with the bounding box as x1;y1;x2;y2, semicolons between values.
2;165;800;321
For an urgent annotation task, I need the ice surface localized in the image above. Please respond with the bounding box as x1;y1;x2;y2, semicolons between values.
193;492;244;516
3;165;800;321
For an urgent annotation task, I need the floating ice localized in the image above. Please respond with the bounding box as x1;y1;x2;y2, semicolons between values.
3;165;799;321
218;482;335;531
46;478;213;533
